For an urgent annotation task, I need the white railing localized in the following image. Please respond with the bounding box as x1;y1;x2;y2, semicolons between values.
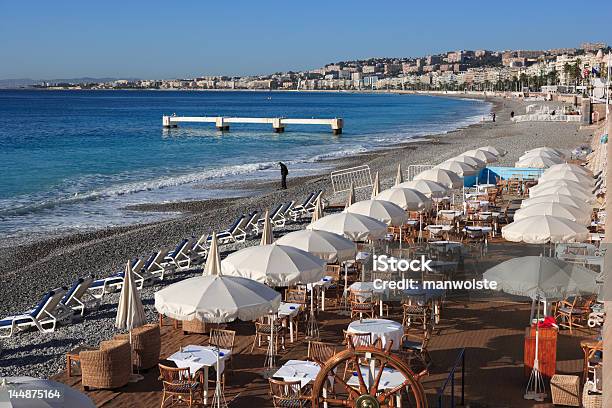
330;165;372;194
408;164;433;181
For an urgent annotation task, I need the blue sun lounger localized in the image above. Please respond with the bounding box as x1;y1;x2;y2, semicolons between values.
0;288;67;337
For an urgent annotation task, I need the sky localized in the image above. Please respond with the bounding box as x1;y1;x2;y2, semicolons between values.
1;0;611;80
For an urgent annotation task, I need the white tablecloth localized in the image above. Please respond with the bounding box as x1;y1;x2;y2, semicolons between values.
273;359;320;388
347;318;403;350
168;345;231;376
278;302;301;318
347;365;407;390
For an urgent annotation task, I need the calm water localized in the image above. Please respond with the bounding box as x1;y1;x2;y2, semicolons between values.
0;90;490;240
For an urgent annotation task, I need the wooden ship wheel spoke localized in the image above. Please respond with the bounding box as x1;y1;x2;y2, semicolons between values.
310;341;428;408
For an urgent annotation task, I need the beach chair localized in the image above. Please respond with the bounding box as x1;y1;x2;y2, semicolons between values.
254;204;284;234
191;233;209;258
89;272;125;300
143;248;174;281
243;211;260;237
0;288;66;337
163;238;195;271
288;192;316;220
215;214;248;244
57;276;98;318
279;200;295;224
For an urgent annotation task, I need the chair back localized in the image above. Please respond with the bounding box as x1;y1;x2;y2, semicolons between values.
325;264;341;280
169;239;189;259
269;378;304;408
350;289;373;304
228;214;246;233
285;288;308;305
345;332;372;348
62;277;93;306
282;201;296;215
209;328;236;352
159;364;191;385
300;192;315;207
308;341;336;363
35;288;66;319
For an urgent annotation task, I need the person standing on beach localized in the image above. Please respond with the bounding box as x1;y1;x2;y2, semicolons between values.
279;162;288;189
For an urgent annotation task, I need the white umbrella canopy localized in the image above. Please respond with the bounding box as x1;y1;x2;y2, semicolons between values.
346;199;408;226
502;215;590;244
307;212;388;242
446;155;486;169
539;169;594;186
519;150;563;161
115;261;146;331
525;147;567;158
221;244;325;287
515;154;564;168
397;179;448;198
371;171;380;198
395;163;404;186
276;229;357;263
545;163;591;176
478;145;506;157
483;256;599;300
414;168;463;189
260;210;274;245
513;202;591;226
529;185;593;202
530;179;592;195
521;194;592;212
375;187;432;211
0;377;96;408
435;160;478;177
460;149;498;163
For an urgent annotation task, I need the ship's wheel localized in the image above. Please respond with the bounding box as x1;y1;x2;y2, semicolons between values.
310;342;428;408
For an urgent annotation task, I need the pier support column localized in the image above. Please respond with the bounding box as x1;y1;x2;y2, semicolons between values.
272;118;285;133
331;118;343;135
162;115;177;128
215;117;229;131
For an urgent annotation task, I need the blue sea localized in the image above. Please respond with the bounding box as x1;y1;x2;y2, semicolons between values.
0;90;490;242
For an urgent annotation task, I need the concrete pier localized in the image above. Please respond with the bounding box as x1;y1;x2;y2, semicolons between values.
162;115;343;134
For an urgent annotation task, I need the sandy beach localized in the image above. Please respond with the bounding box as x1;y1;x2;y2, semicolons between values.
0;95;594;378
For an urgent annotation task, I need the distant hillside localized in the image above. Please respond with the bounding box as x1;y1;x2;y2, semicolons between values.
0;77;138;89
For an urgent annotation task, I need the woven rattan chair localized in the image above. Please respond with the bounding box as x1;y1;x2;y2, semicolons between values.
209;328;235;370
307;341;336;364
182;318;207;334
269;378;309;408
401;326;432;367
402;303;430;330
114;323;161;370
555;295;595;333
159;364;203;408
251;317;286;352
349;290;375;319
80;340;131;390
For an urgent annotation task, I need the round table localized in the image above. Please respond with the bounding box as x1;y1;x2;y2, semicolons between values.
347;318;403;350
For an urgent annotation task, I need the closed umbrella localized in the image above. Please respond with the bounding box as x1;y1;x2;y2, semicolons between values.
414;168;463;189
545;163;591;176
521;194;592;212
375;187;432;211
395;163;404;186
539;169;594;186
260;210;273;245
460;149;498;163
478;145;506;157
502;215;589;244
221;244;325;287
311;196;323;223
397;179;448;198
307;212;388;241
0;377;95;407
530;179;592;195
346;199;408;226
204;231;222;276
529;185;593;202
371;171;380;198
516;154;564;168
436;160;478;177
513;202;591;226
346;182;356;208
276;229;357;263
446;155;486;169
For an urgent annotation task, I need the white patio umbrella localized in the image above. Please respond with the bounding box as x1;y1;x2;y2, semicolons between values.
501;215;589;244
0;377;95;407
446;155;486;169
395;163;404;186
346;199;408;226
346;182;356;208
260;210;274;245
460;149;498;163
539;169;595;186
375;187;432;211
525;147;566;158
397;179;448;198
529;185;593;202
221;244;325;287
529;179;592;195
513;202;591;226
545;163;591;176
115;260;147;382
414;168;463;189
515;154;564;168
311;196;323;223
435;160;478;177
519;150;563;161
276;229;357;263
371;171;380;198
307;212;388;241
478;145;506;157
520;194;592;213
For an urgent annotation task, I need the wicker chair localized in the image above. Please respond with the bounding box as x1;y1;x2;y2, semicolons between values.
307;341;336;364
269;378;309;408
208;328;236;370
401;327;432;368
114;323;161;370
349;290;375;319
159;364;203;408
402;303;430;331
251;317;286;352
555;295;595;333
182;318;207;335
80;340;131;390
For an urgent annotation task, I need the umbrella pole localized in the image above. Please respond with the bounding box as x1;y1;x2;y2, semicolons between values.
265;315;276;369
211;344;228;408
306;286;319;339
342;263;349;310
128;329;144;383
524;295;546;401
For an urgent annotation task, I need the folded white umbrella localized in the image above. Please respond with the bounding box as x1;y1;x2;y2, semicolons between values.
515;154;564;168
545;163;591;176
397;179;448;198
395;163;404;186
436;160;478;177
513;202;591;226
346;199;408;226
204;231;222;275
260;210;274;245
311;196;323;223
478;145;506;157
446;155;486;169
221;244;325;287
115;261;146;332
539;169;594;186
521;194;592;212
371;171;380;199
375;187;432;211
525;147;566;158
460;149;498;163
502;215;589;244
414;168;463;189
276;229;357;263
307;212;388;241
529;185;593;202
530;179;592;195
0;377;96;408
346;182;356;208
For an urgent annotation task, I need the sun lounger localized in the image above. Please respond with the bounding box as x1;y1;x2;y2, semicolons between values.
58;276;98;318
144;248;174;281
163;238;194;271
89;272;125;300
192;233;209;258
289;190;323;220
215;214;248;245
272;201;295;227
0;288;66;337
254;203;284;234
243;211;260;237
